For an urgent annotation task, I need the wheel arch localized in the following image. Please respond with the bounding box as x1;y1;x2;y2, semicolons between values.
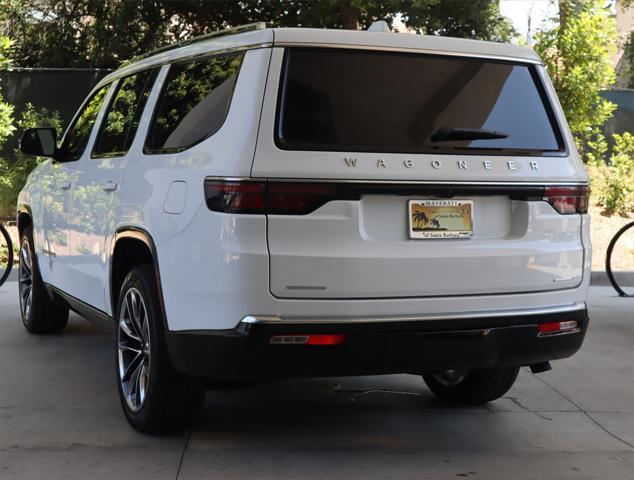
16;204;33;237
110;227;167;325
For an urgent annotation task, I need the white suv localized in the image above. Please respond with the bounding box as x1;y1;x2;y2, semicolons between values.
17;24;590;433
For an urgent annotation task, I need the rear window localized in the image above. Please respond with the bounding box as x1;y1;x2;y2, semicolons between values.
277;48;564;155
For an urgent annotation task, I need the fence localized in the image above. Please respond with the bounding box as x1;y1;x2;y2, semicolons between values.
0;68;111;156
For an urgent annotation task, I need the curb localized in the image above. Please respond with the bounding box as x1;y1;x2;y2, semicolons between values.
591;271;634;287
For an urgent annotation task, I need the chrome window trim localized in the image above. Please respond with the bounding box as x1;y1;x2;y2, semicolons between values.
240;302;587;325
272;42;543;65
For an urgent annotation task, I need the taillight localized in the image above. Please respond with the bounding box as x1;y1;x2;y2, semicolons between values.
543;186;588;214
204;180;340;215
268;183;338;214
204;181;267;214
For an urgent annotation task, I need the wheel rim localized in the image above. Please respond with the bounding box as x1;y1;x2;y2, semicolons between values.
432;369;468;387
18;239;33;320
117;287;151;413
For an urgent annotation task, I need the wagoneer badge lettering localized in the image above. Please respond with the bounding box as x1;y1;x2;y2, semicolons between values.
343;158;540;171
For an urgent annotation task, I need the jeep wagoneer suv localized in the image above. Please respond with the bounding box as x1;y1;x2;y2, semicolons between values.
17;23;590;433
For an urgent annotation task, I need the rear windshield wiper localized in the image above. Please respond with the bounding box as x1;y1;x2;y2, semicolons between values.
430;127;508;142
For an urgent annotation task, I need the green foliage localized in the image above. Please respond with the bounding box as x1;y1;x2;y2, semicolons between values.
534;0;617;158
585;130;608;167
0;103;62;217
401;0;515;41
599;132;634;215
0;34;14;146
0;0;515;69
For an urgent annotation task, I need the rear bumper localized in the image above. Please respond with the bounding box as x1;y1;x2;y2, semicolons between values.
165;305;589;382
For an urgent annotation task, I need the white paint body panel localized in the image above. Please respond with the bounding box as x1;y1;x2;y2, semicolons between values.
16;27;590;334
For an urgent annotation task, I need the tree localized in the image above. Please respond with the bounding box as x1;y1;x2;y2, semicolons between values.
401;0;514;41
534;0;617;157
0;34;14;147
0;104;62;217
0;0;515;69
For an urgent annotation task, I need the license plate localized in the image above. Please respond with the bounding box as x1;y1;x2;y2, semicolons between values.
408;199;473;239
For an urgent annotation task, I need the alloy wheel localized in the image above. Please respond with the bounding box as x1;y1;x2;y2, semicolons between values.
118;287;151;413
18;238;33;320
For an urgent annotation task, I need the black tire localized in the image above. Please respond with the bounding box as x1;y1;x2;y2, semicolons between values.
422;366;520;405
606;221;634;297
115;265;205;434
18;226;69;334
0;223;13;287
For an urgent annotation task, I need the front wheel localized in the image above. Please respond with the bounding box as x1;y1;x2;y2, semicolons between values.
422;366;520;405
115;265;205;433
18;226;68;334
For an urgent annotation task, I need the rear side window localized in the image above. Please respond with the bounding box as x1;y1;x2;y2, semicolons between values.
145;52;244;153
61;84;110;161
92;68;159;158
277;48;564;155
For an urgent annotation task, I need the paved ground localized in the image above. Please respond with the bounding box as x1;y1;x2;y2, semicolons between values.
0;283;632;480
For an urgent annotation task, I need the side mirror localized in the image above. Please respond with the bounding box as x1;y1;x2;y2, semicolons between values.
20;128;57;157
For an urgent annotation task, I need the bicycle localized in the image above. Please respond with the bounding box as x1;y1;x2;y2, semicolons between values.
606;220;634;297
0;221;14;288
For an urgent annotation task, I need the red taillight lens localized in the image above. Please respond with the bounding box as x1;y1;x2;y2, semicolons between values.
268;183;338;215
204;181;267;214
543;186;588;214
205;180;340;215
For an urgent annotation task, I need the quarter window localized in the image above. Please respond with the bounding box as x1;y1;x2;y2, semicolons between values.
145;52;244;153
61;85;110;161
92;68;159;158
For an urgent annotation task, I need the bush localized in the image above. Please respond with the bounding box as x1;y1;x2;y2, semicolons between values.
0;103;62;218
597;132;634;216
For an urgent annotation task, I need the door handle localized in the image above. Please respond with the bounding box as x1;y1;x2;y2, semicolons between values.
59;181;71;190
100;180;118;192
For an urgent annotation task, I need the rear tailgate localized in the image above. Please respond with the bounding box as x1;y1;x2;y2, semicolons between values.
253;46;587;300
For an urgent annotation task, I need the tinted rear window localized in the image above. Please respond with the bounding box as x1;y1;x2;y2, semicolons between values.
277;48;563;155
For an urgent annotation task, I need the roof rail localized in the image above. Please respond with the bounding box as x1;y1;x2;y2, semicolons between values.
120;22;268;68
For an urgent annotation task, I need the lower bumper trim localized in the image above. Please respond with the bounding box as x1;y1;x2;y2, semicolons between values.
166;307;589;383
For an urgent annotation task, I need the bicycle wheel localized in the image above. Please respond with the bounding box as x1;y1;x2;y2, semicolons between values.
0;223;13;287
606;221;634;297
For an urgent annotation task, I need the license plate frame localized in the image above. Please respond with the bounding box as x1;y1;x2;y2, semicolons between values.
408;199;474;239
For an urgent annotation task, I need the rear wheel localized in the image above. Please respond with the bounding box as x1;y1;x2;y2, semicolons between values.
422;366;520;405
18;226;68;334
115;265;205;433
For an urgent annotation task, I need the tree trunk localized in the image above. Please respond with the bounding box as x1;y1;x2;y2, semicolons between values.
339;0;359;30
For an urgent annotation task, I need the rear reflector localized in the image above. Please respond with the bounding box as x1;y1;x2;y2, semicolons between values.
538;320;579;336
270;334;346;345
543;186;588;214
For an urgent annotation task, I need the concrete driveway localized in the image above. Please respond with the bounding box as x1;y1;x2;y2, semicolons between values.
0;282;633;480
